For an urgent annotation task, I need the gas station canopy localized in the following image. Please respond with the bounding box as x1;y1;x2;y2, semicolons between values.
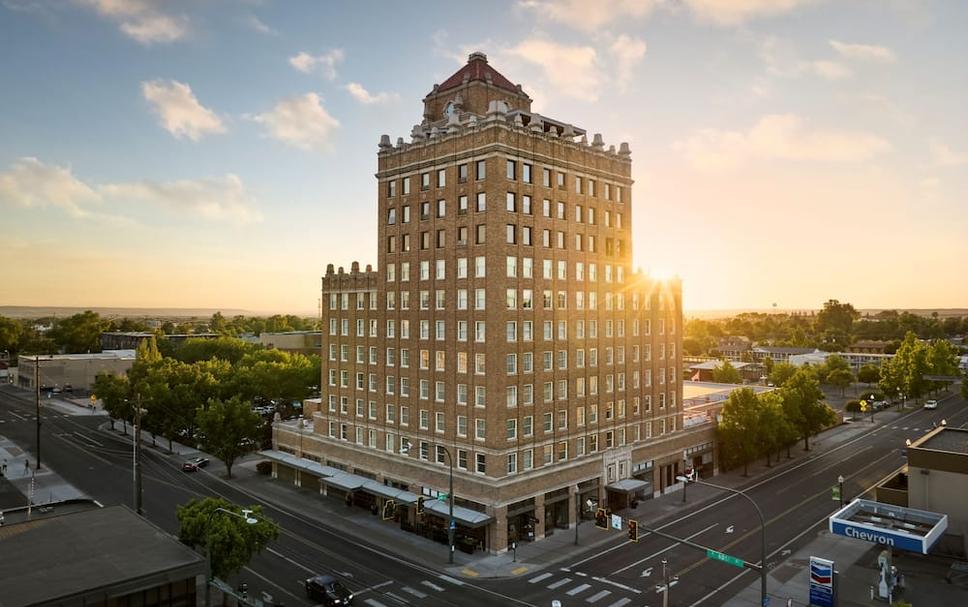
829;499;948;555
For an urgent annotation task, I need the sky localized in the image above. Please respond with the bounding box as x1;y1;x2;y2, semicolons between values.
1;0;965;315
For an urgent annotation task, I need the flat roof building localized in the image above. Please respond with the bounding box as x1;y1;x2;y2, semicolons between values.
270;52;714;554
0;505;205;607
259;330;322;354
17;350;136;393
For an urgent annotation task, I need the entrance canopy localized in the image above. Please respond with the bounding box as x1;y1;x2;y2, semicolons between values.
606;478;650;494
829;499;948;555
423;499;493;528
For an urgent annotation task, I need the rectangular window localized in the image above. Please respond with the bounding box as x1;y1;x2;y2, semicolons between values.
506;159;516;180
523;163;532;183
437;168;446;188
476;192;486;212
476;159;486;180
458;163;468;183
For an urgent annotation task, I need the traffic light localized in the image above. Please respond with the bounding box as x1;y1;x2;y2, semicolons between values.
595;507;608;530
382;500;396;520
627;519;639;542
417;496;426;515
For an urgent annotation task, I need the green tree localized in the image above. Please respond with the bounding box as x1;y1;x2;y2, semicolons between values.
768;362;797;387
816;300;858;350
815;354;850;385
718;388;762;475
757;391;792;467
712;359;743;384
928;339;960;393
49;310;111;353
879;332;932;403
176;497;278;580
94;372;131;433
174;336;257;365
828;367;854;396
857;364;880;388
196;396;262;478
781;368;836;451
0;315;24;355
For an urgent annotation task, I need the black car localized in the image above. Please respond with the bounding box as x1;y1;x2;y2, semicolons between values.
181;457;210;472
305;575;353;606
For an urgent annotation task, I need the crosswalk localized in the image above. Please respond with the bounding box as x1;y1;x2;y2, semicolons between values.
360;576;454;607
527;570;639;607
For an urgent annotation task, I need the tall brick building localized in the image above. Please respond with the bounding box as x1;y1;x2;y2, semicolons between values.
270;52;715;553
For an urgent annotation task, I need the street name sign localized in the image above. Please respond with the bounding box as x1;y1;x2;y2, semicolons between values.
706;549;744;568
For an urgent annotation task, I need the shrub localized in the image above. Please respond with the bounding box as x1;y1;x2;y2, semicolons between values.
845;400;862;413
255;460;273;476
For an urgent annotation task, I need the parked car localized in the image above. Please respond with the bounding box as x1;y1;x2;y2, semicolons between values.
305;575;353;605
873;400;890;410
923;399;938;410
181;456;210;472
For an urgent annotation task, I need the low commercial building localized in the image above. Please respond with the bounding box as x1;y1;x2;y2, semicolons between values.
100;331;155;351
750;346;819;363
686;360;764;383
17;350;135;393
875;425;968;556
0;505;205;607
258;330;322;354
788;350;894;372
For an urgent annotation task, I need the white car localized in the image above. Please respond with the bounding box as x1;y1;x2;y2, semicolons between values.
923;399;938;410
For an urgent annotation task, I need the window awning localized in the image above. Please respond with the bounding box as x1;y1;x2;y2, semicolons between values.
423;499;493;528
361;480;419;505
606;478;650;494
321;472;370;492
258;449;343;478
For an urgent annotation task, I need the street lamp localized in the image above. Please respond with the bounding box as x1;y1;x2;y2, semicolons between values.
869;393;876;424
678;475;767;607
401;442;456;563
205;507;259;607
837;475;845;508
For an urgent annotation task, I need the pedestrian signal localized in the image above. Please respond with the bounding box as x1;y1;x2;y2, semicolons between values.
382;500;396;520
417;496;426;515
595;507;608;530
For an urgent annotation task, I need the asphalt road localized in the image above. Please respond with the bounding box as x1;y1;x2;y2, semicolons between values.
2;384;964;607
0;385;525;607
480;391;968;607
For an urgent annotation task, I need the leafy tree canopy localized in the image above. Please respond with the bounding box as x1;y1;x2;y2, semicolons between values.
176;497;278;580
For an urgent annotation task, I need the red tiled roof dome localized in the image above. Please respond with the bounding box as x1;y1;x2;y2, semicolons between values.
436;52;522;95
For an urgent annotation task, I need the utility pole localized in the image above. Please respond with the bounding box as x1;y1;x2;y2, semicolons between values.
34;356;42;470
133;393;144;515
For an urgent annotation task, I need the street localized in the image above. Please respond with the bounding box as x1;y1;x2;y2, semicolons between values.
0;385;525;607
2;384;965;607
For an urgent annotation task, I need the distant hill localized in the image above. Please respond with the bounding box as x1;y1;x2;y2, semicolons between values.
0;306;254;319
686;308;968;320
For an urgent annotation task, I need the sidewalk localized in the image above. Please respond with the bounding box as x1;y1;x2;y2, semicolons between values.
222;412;891;581
0;435;91;521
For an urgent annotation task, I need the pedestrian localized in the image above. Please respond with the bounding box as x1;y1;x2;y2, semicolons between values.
24;459;29;475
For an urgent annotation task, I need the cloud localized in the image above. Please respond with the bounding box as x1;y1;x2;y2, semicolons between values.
609;35;647;89
808;60;851;80
684;0;816;25
0;157;100;217
830;40;896;63
243;14;276;35
141;79;226;141
101;175;262;225
0;157;262;224
288;49;344;80
77;0;188;44
517;0;660;32
504;38;601;102
674;114;891;171
760;36;850;80
930;140;968;167
252;93;340;152
344;83;399;105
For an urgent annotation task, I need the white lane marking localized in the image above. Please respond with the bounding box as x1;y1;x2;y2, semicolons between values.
266;548;315;574
614;522;719;574
439;574;465;586
364;599;387;607
576;571;588;576
641;567;653;577
9;411;25;421
385;592;407;603
400;586;427;598
567;583;592;596
606;599;632;607
529;573;553;584
586;589;612;603
547;577;572;589
93;500;104;508
592;576;642;594
570;405;929;570
656;580;679;594
420;580;444;592
73;431;104;447
356;581;392;596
